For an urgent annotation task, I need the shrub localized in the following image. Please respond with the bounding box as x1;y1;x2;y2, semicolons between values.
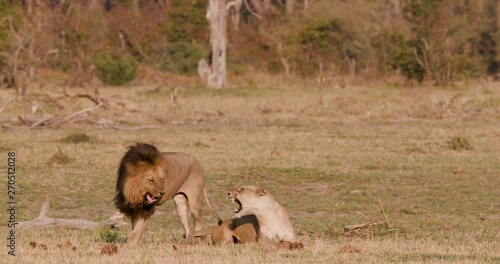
62;132;92;143
93;53;137;86
165;0;208;43
287;19;350;77
389;34;425;83
99;230;118;243
448;136;473;151
157;42;208;74
48;148;73;165
0;3;22;69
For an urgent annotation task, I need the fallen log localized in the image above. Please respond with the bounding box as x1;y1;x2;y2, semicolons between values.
17;197;127;230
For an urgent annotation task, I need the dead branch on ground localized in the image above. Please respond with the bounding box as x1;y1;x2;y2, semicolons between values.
340;198;397;238
17;197;127;230
0;99;14;112
17;103;102;128
59;87;104;106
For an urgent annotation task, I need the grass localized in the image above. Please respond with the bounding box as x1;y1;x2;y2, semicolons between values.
61;132;93;144
0;82;499;263
448;135;473;151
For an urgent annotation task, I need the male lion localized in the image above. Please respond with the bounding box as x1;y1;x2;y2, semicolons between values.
193;185;303;250
114;143;221;245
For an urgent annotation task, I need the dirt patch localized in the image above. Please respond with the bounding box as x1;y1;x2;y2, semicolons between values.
286;183;332;191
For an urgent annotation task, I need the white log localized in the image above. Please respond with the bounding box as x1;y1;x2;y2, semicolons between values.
17;198;127;230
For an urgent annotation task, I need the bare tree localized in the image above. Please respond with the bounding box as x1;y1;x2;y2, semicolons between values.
263;0;272;13
206;0;227;88
131;0;140;15
493;0;500;61
250;0;265;16
24;0;35;16
227;0;243;31
88;0;100;10
286;0;294;15
1;14;43;97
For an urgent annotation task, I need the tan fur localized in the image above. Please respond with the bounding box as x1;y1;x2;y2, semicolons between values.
193;215;259;245
193;185;303;250
114;143;221;245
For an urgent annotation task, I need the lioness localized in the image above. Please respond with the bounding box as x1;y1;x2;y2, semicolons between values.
193;185;303;250
114;143;221;245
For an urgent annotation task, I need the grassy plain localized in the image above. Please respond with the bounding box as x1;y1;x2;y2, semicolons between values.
0;80;499;263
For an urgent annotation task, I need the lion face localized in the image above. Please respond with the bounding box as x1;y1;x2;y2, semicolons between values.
140;165;167;206
121;160;168;208
228;186;268;217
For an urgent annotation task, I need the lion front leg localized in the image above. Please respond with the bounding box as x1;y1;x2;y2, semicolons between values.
127;210;154;245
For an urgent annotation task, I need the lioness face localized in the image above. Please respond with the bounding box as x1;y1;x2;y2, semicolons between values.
141;166;167;206
228;186;267;216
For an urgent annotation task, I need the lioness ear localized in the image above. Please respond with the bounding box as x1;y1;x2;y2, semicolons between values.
256;188;266;196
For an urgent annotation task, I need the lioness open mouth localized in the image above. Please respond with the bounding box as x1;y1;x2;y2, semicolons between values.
230;198;242;213
145;193;158;205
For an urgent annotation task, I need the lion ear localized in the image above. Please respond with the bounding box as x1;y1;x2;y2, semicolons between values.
256;188;266;196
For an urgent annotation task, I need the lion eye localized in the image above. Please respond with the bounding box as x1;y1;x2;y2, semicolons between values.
238;188;244;191
148;179;154;183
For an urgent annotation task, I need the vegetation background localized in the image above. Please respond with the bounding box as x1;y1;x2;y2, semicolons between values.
1;0;500;88
0;0;499;263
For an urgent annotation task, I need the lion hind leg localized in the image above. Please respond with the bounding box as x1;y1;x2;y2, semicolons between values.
189;196;203;233
187;193;205;244
174;194;191;239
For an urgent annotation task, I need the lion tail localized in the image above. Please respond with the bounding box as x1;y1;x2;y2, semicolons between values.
203;188;223;225
193;227;217;237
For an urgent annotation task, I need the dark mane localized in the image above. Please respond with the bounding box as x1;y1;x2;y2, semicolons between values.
114;143;161;214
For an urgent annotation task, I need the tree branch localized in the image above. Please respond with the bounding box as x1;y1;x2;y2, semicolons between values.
243;0;263;20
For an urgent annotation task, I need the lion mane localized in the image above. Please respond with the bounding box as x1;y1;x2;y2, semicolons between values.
114;143;165;215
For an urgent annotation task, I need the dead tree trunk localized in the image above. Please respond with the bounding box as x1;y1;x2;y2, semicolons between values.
264;0;272;13
25;0;34;16
88;0;99;10
227;0;243;31
206;0;227;89
131;0;140;16
286;0;294;15
349;58;356;79
493;0;500;61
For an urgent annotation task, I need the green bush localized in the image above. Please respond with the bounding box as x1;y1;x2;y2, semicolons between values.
448;136;473;151
61;132;92;143
47;148;74;165
288;19;349;77
0;3;21;69
157;42;208;74
389;34;425;82
93;53;137;86
99;230;119;243
165;0;208;43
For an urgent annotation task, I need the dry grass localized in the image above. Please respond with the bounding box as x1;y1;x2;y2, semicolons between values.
1;82;500;263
